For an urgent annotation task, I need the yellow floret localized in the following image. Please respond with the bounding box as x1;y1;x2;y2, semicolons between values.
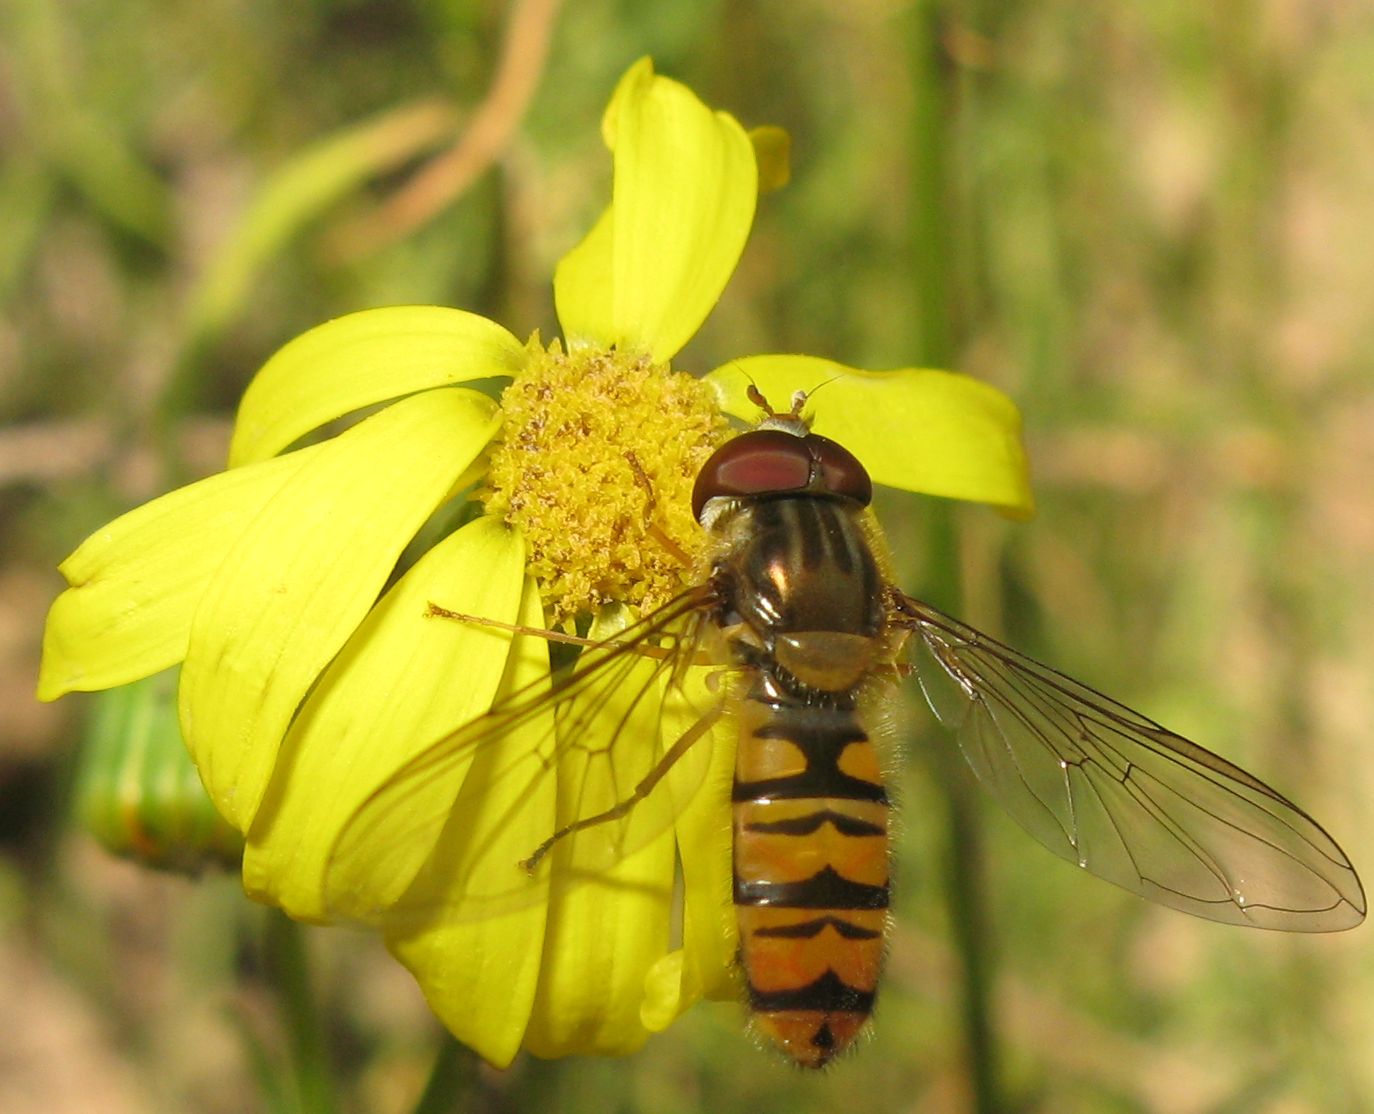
483;337;730;625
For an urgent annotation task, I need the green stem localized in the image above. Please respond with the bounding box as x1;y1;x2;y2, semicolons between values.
909;3;1002;1111
409;1036;476;1114
908;0;954;370
925;505;1000;1114
263;913;338;1114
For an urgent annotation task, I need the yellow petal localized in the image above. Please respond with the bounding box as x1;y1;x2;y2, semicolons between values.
38;443;327;701
641;663;737;1032
554;58;758;362
522;606;678;1056
383;578;555;1069
706;356;1035;517
597;57;646;149
243;513;526;922
229;306;524;466
551;206;613;355
180;388;500;833
525;819;674;1056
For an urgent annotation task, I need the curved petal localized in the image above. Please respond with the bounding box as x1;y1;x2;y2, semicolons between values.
706;356;1035;517
243;513;526;922
383;577;554;1069
522;606;677;1057
181;388;500;833
230;306;524;466
37;443;328;701
555;58;758;362
555;129;785;357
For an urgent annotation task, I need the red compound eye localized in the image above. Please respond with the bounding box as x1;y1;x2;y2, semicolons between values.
692;431;813;519
691;430;874;520
806;434;872;507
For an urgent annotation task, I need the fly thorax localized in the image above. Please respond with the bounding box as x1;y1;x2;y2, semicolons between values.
717;496;886;694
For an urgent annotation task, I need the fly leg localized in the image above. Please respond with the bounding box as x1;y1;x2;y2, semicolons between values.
624;449;694;568
519;702;724;873
425;602;718;663
428;604;594;647
424;603;683;658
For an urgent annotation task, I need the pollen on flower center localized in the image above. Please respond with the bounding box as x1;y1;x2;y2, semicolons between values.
483;337;730;625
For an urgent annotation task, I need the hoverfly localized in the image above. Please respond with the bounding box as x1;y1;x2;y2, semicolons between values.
333;388;1365;1068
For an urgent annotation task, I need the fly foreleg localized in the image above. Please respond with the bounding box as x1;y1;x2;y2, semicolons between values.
426;602;697;662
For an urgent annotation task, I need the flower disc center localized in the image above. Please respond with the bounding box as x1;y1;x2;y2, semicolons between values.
483;339;729;625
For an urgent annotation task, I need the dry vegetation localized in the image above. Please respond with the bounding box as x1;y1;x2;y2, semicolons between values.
4;1;1374;1111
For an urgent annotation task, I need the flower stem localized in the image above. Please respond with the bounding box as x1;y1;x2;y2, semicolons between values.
908;3;1003;1110
925;503;1002;1114
262;912;338;1114
408;1036;478;1114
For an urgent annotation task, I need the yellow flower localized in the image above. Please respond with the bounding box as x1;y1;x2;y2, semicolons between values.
38;58;1032;1066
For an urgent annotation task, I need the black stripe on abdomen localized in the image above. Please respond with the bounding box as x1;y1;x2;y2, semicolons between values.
734;865;890;909
747;969;877;1014
750;915;883;940
732;700;888;803
743;808;885;837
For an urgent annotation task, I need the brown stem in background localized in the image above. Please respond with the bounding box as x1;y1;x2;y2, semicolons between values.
326;0;565;261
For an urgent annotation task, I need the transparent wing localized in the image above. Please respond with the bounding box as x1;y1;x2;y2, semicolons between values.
896;595;1365;931
325;585;727;926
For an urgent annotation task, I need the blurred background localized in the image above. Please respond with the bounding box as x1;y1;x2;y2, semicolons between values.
4;0;1374;1111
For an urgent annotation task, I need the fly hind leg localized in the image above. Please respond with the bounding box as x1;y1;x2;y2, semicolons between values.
519;702;723;872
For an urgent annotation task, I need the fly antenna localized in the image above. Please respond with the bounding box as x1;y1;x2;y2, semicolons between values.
746;382;777;417
795;374;842;425
715;361;761;405
746;380;817;435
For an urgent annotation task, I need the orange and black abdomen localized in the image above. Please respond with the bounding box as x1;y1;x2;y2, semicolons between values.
708;492;893;1066
732;670;890;1067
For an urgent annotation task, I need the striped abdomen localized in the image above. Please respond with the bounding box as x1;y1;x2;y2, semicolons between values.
732;669;890;1067
708;493;892;1066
